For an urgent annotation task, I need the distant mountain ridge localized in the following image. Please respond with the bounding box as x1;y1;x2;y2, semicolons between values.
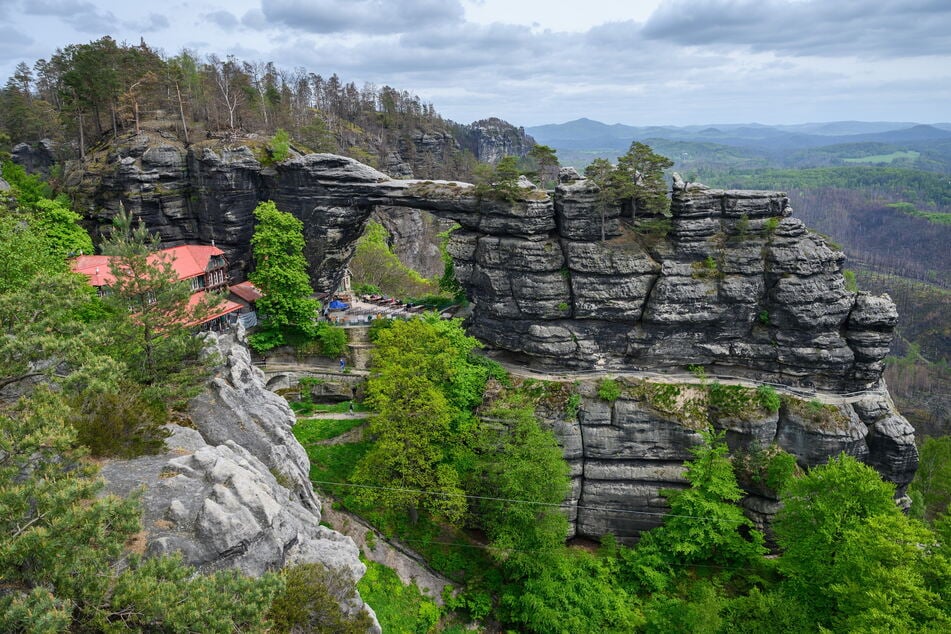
527;118;951;170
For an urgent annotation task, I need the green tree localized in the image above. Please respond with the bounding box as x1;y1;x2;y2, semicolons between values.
352;315;491;524
774;454;917;626
911;435;951;520
584;157;623;241
352;371;466;524
474;155;522;202
468;400;570;575
629;430;765;577
615;141;673;218
527;144;559;188
102;205;214;386
248;200;320;351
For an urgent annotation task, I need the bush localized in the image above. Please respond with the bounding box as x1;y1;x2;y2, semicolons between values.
267;563;373;633
269;128;291;163
66;382;170;458
315;322;348;357
597;378;621;402
756;385;781;413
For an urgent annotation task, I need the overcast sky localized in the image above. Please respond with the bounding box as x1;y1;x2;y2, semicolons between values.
1;0;949;127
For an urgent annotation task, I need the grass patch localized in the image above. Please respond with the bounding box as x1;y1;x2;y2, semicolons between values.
294;417;367;443
291;400;369;416
781;396;851;431
297;439;372;495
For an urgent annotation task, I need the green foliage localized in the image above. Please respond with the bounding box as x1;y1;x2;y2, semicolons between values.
293;416;366;444
1;160;53;205
268;128;291;163
764;216;780;233
473;155;522;202
249;200;320;351
357;560;442;634
65;380;170;458
267;563;373;633
691;255;720;279
499;549;643;634
734;444;799;495
774;454;902;620
843;268;859;292
349;220;438;298
632;431;766;574
565;393;581;418
313;321;348;357
95;555;282;633
527;144;559;188
467;401;570;576
438;225;465;301
757;309;770;325
367;315;395;341
616;141;674;218
352;315;488;523
910;436;951;521
102;205;212;388
756;384;781;413
597;377;621;402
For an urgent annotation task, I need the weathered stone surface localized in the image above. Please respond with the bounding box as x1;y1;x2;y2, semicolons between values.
775;401;869;468
98;328;380;631
12;139;56;176
71;135;899;392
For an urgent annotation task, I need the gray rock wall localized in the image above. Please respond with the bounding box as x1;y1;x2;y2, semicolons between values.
537;380;917;543
68;134;901;394
100;327;380;631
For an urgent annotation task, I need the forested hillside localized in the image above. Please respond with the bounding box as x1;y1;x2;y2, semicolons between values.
0;36;532;181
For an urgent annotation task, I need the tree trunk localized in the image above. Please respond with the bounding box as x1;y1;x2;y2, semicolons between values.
175;82;189;143
408;504;419;525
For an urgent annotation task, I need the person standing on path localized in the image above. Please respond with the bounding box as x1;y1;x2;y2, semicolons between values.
339;356;346;371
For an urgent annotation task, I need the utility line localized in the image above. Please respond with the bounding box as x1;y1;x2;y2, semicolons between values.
311;479;752;524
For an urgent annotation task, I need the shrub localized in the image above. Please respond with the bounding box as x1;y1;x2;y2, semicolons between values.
756;385;781;413
758;310;770;325
315;322;348;357
66;382;170;458
597;378;621;402
269;128;291;163
267;563;373;633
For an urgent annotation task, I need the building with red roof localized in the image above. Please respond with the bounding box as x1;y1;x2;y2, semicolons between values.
71;244;243;331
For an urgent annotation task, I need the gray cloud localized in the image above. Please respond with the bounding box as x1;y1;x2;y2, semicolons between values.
0;24;33;57
643;0;951;58
133;13;170;33
22;0;118;33
242;9;267;29
205;10;240;29
261;0;465;34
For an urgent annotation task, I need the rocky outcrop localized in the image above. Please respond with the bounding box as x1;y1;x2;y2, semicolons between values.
69;136;900;393
99;327;379;630
12;139;56;176
73;135;915;547
535;377;917;543
456;117;535;165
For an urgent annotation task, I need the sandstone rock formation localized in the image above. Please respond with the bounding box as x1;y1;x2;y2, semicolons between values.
72;136;916;545
100;327;379;630
68;135;899;394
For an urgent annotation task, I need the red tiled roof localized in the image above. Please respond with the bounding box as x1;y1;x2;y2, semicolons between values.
184;292;243;327
71;245;226;287
229;281;263;303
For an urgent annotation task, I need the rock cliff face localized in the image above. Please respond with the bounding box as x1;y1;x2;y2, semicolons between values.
72;137;916;543
533;379;917;542
68;137;898;394
100;327;379;630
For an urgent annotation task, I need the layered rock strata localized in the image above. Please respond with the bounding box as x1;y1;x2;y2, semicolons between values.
533;378;918;543
68;135;900;394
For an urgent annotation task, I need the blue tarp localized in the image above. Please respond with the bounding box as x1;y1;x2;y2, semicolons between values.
328;300;349;310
